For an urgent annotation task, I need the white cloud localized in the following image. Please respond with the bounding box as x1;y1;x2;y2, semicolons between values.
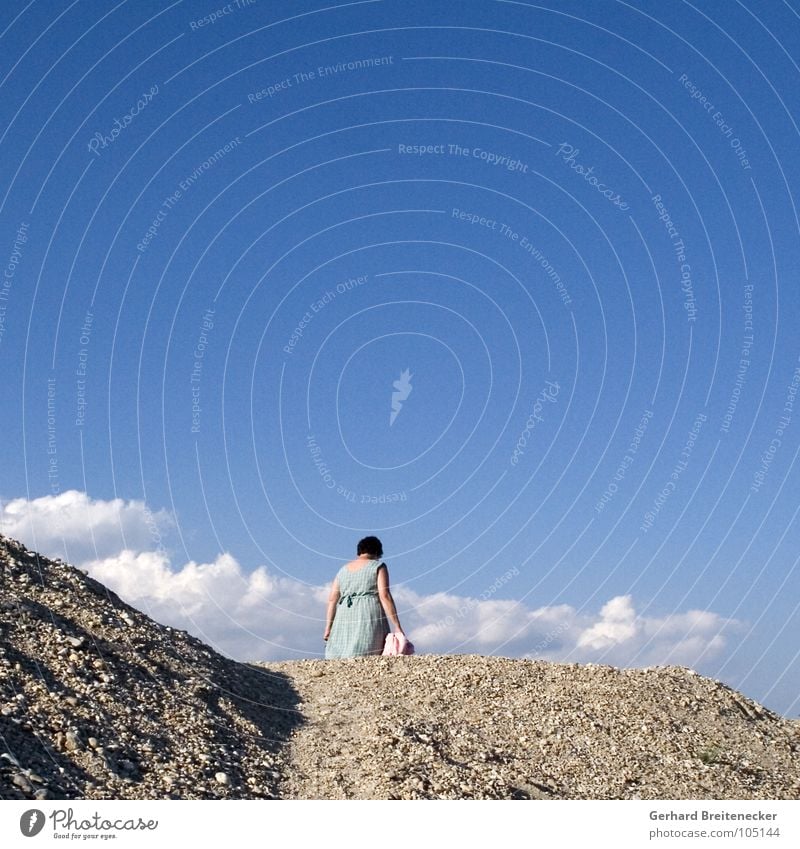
79;547;329;660
0;489;171;564
1;491;742;667
577;595;639;651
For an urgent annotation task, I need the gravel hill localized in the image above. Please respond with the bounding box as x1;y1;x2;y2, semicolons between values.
2;533;798;800
0;534;301;800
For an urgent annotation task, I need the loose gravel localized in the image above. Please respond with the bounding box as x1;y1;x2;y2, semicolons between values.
1;535;301;800
262;656;800;799
2;534;798;800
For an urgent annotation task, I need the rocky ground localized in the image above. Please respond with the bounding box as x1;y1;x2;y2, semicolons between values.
265;656;800;799
2;533;799;800
0;534;302;800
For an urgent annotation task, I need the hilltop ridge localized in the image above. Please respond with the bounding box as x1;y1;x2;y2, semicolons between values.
1;533;798;800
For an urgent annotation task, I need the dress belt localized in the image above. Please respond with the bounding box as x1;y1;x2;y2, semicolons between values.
339;591;378;607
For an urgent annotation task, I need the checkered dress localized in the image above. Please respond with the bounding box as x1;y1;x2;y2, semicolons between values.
325;559;390;658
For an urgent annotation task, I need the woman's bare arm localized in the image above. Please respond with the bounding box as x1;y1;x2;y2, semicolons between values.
323;576;339;641
377;564;404;634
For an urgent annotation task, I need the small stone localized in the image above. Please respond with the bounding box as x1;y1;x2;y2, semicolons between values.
65;731;81;751
88;737;100;749
215;772;230;786
13;773;33;792
67;636;85;649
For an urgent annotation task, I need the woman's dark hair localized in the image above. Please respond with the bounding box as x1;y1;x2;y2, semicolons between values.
357;536;383;558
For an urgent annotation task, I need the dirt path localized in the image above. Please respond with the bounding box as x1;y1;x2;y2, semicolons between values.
263;658;412;799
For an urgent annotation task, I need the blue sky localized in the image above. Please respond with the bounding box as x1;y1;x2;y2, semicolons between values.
1;0;799;715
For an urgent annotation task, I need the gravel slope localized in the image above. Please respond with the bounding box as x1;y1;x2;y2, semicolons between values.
260;656;800;800
0;535;301;800
2;533;798;800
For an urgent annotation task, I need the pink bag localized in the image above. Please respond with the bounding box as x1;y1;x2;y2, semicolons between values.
383;632;415;655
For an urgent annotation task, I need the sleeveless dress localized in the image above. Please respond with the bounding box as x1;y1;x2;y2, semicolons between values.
325;559;390;658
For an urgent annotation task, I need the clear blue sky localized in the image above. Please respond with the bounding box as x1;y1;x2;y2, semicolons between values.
1;0;799;714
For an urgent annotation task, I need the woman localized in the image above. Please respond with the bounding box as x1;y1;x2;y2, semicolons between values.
324;536;405;658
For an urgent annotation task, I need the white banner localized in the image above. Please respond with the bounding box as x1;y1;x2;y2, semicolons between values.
2;799;798;848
